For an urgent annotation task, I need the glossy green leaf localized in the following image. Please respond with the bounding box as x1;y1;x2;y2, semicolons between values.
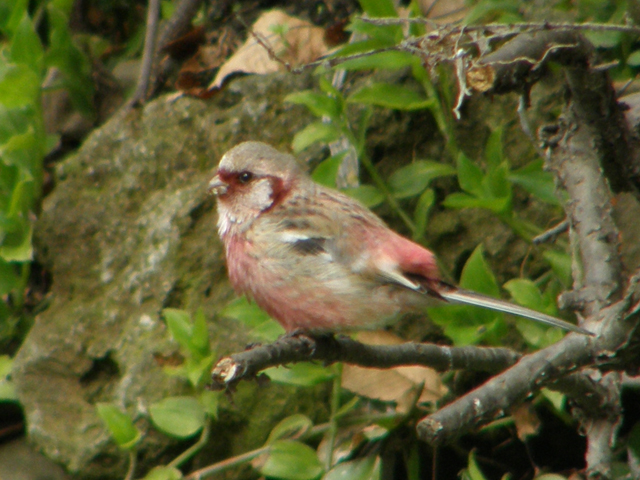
443;192;511;213
509;160;561;206
543;250;572;288
413;188;435;240
484;128;503;170
464;450;489;480
540;388;565;412
266;414;313;444
456;152;483;196
629;50;640;67
45;7;94;115
186;353;215;388
0;355;16;401
292;121;341;153
342;185;384;208
1;0;28;35
482;162;511;206
460;245;500;297
324;455;380;480
534;475;568;480
149;396;206;439
358;0;398;17
221;296;284;341
285;91;340;119
265;362;335;386
332;50;416;72
96;403;141;450
10;14;44;74
504;279;564;347
0;220;32;262
348;83;434;111
260;440;323;480
199;390;220;418
0;64;40;108
190;307;210;357
142;466;183;480
389;161;455;199
163;308;193;351
312;151;347;188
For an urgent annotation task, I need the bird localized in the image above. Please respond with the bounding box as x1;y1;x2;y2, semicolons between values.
208;141;593;337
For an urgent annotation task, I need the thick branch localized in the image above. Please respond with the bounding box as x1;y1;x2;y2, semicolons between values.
210;334;521;389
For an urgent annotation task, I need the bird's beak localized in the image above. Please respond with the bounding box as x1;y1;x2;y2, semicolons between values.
208;174;228;196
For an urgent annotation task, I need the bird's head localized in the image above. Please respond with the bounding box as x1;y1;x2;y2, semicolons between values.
209;141;304;235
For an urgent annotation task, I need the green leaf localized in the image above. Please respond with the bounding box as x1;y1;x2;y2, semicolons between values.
142;466;183;480
199;390;220;419
0;63;40;108
465;450;489;480
543;250;572;288
324;456;380;480
504;279;564;348
292;121;341;153
285;91;340;119
389;160;455;199
10;14;44;74
481;162;511;207
484;128;503;170
509;160;562;206
266;414;313;444
163;308;193;351
443;193;511;213
221;296;285;341
332;50;416;71
0;355;17;401
149;396;206;439
186;353;215;388
413;188;435;240
265;362;335;387
96;403;141;450
260;440;323;480
348;83;434;111
456;152;483;196
45;6;94;115
629;50;640;67
190;308;210;357
0;220;32;262
503;279;550;313
342;185;384;208
459;245;500;297
540;388;565;412
358;0;398;17
312;152;347;188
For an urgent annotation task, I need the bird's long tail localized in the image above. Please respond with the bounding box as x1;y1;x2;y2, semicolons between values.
437;285;594;336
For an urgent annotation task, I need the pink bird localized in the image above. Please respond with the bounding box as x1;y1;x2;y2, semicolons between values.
208;141;592;336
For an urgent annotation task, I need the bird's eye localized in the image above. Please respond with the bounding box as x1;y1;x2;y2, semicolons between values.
238;171;253;184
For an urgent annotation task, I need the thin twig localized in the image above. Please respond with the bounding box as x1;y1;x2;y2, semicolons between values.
532;219;569;245
129;0;161;106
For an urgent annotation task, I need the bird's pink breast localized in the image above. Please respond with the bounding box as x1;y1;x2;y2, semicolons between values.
224;234;406;332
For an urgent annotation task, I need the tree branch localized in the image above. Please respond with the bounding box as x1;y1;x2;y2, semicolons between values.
210;334;521;389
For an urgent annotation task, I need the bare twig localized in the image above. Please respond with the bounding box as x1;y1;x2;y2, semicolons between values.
532;219;569;245
129;0;161;106
211;334;521;389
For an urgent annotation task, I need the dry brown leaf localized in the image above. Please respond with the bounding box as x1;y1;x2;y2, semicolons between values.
210;10;331;90
341;331;447;406
512;403;541;440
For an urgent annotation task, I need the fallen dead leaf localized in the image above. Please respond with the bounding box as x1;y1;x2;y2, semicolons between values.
209;10;332;90
512;403;541;440
341;331;447;407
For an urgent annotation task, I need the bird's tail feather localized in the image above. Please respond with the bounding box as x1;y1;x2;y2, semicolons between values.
438;287;594;336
